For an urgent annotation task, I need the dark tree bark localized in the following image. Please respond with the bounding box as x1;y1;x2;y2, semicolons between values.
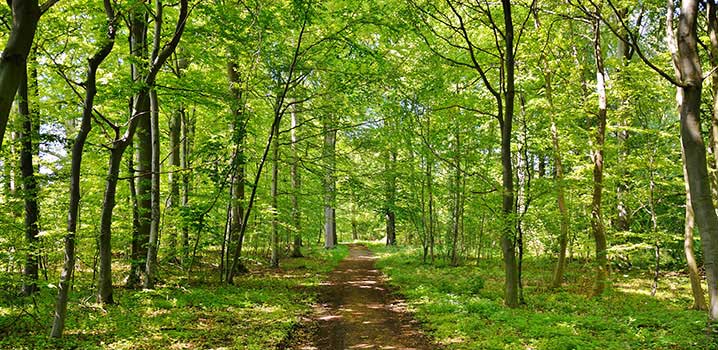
18;60;39;296
226;61;246;272
385;150;397;246
0;0;42;152
498;0;519;308
98;146;126;304
50;1;116;336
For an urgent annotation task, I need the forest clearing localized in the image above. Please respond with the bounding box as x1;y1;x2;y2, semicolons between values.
2;0;718;349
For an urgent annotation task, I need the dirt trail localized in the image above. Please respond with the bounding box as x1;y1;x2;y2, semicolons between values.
290;244;437;350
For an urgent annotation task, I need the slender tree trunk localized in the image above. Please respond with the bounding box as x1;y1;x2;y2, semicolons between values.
181;108;191;262
143;2;165;287
385;150;397;246
128;7;150;288
516;102;530;304
167;107;181;262
290;103;302;257
590;17;609;296
98;146;127;304
499;0;519;308
323;117;337;248
351;218;358;241
226;61;247;273
536;53;570;288
144;88;160;288
648;154;660;297
18;62;38;296
270;118;280;268
51;5;116;334
0;0;41;152
428;154;435;264
450;131;460;265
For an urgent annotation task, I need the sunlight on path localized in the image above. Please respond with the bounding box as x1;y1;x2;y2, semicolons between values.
292;244;436;350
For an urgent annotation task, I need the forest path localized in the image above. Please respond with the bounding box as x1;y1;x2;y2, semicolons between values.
287;243;437;350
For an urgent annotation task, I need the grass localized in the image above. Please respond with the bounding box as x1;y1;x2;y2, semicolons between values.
368;244;714;350
0;245;348;350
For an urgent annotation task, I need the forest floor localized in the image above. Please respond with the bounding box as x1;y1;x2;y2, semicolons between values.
285;244;437;349
0;246;348;350
367;244;716;350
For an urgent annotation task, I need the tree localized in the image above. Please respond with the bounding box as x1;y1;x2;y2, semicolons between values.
96;0;189;303
18;53;39;296
322;113;337;249
50;0;116;336
667;0;718;322
0;0;59;151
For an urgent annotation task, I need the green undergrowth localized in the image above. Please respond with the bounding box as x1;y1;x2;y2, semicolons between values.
369;244;713;350
0;245;348;350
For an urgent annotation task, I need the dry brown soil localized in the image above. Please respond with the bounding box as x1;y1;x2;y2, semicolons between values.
286;244;438;350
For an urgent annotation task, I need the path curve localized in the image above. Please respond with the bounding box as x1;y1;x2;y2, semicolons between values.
291;244;437;350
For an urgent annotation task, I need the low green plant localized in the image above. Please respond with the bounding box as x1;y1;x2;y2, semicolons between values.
369;245;711;350
0;245;348;350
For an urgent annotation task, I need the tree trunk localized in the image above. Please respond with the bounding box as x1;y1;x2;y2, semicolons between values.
536;46;570;288
0;0;41;152
707;2;718;198
615;9;632;233
167;107;181;262
590;17;609;296
323;117;337;249
181;108;191;262
96;0;188;303
450;131;460;265
18;61;39;296
51;3;116;335
385;150;397;246
683;143;708;310
428;152;434;264
270;118;280;268
128;7;150;288
499;0;519;308
648;154;660;297
290;103;302;257
675;0;718;321
226;61;247;272
98;146;127;304
144;88;160;288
